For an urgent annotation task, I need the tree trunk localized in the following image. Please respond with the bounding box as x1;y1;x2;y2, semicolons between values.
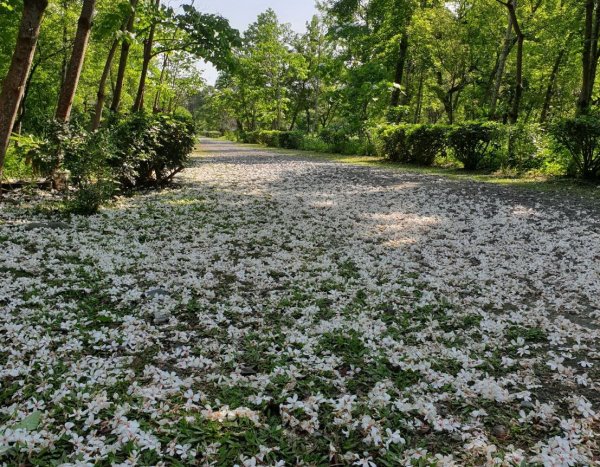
0;0;48;171
489;9;514;119
14;57;41;135
133;0;160;112
390;32;409;109
153;53;169;113
578;0;600;115
110;0;139;113
56;0;97;122
91;36;120;130
413;69;424;123
506;0;524;124
540;46;568;123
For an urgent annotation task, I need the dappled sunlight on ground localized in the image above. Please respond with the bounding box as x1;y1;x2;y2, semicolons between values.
0;139;598;465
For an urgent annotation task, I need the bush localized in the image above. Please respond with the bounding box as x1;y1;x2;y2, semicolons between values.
378;124;410;162
377;124;447;165
493;123;547;173
239;128;375;155
300;134;330;153
448;122;498;171
257;130;280;147
66;180;116;215
278;131;303;149
109;113;196;188
408;125;448;166
552;116;600;179
319;127;351;153
200;130;222;138
239;130;259;144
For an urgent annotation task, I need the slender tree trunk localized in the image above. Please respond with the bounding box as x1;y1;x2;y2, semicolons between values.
489;10;514;119
153;53;169;113
111;0;139;113
0;0;48;171
14;58;41;135
276;85;282;130
56;0;97;122
540;46;568;123
91;37;120;130
314;74;320;133
505;0;524;123
60;0;69;92
390;32;409;109
413;69;424;123
133;0;160;112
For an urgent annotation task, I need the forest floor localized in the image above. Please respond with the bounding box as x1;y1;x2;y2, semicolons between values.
0;138;599;466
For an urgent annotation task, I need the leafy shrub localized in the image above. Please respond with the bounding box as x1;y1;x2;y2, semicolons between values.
109;113;196;188
278;131;303;149
200;130;222;138
300;134;330;153
319;126;351;153
23;121;85;177
66;180;116;215
64;128;115;187
407;125;448;166
448;122;499;171
239;130;260;144
493;123;547;173
378;124;447;165
257;130;281;148
378;124;410;162
552;116;600;179
4;138;35;180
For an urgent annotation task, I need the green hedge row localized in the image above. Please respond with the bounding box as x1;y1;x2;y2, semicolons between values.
200;130;222;138
377;122;555;173
238;129;376;155
232;118;600;179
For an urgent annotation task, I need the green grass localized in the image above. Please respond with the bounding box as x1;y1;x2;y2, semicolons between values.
201;139;600;201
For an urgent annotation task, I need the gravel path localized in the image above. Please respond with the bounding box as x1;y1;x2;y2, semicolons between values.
0;138;598;465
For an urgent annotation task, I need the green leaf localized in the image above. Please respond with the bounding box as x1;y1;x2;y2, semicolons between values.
12;411;42;431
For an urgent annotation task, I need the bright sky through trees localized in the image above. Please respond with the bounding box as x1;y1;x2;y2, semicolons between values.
173;0;318;83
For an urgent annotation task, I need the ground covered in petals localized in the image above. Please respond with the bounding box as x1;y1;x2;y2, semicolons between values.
1;139;599;466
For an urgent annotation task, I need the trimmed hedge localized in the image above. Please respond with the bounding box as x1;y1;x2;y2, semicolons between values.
377;124;448;166
378;122;552;172
447;123;498;171
238;129;375;156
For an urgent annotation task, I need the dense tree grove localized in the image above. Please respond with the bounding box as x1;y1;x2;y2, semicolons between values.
191;0;600;179
0;0;238;207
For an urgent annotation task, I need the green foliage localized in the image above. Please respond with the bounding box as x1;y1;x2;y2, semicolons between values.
495;123;548;174
239;130;260;144
2;144;34;180
448;122;499;171
552;116;600;179
300;134;330;153
109;113;196;188
378;124;447;166
66;180;116;215
257;130;281;148
408;125;448;166
278;131;303;149
11;113;195;214
200;130;222;138
378;124;410;162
